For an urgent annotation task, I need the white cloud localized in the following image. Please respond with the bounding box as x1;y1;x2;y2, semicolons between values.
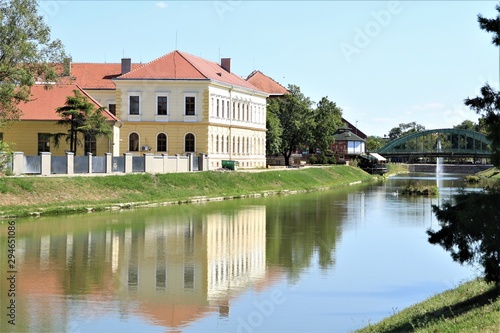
155;1;168;9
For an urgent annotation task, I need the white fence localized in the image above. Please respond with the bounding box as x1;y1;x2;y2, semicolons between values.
10;152;210;176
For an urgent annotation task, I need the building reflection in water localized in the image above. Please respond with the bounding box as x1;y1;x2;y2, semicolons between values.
1;205;268;332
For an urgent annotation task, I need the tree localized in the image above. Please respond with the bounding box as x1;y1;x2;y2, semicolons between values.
0;0;67;127
464;5;500;167
387;121;425;141
366;136;387;151
453;119;477;131
429;5;500;287
265;105;283;156
312;97;343;155
266;85;314;166
428;189;500;285
53;90;113;155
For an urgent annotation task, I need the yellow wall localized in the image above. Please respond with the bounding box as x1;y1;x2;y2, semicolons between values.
119;122;208;156
2;121;115;156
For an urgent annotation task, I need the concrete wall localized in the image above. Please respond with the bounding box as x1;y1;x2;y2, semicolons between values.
409;164;493;174
11;152;210;176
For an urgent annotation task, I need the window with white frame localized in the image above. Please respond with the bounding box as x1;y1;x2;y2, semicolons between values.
185;94;196;116
129;94;141;115
157;94;169;115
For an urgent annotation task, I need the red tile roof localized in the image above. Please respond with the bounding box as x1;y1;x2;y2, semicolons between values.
116;50;265;93
246;70;288;96
68;63;141;89
19;84;118;122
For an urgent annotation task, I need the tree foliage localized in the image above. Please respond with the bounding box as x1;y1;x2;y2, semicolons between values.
464;5;500;167
266;85;314;166
428;189;500;285
0;0;67;127
54;90;112;155
312;97;343;154
366;136;387;151
465;84;500;167
266;87;343;166
429;5;500;287
387;121;425;141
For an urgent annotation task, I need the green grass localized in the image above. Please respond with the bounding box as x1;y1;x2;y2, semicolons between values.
477;167;500;179
354;279;500;333
0;166;375;219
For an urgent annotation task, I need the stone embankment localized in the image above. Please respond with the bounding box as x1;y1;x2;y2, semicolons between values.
409;164;492;174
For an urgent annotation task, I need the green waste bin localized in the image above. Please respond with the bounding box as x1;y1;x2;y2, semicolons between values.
222;160;238;170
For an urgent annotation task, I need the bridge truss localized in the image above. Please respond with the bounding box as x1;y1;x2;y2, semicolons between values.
377;128;492;162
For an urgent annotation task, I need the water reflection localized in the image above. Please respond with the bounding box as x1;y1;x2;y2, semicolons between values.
0;177;475;333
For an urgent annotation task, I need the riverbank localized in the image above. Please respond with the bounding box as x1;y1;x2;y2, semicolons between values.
0;165;376;219
354;278;500;333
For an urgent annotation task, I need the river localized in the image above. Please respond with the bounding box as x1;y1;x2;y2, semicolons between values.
0;173;478;333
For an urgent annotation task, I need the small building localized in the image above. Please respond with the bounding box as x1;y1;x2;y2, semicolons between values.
1;84;120;156
330;127;366;163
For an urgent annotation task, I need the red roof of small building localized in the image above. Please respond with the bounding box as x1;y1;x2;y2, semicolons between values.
19;84;118;122
246;70;288;96
116;50;265;93
68;63;142;89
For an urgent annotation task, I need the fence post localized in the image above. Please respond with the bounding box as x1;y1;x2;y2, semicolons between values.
162;154;168;173
144;153;154;173
87;152;93;174
40;152;51;176
124;153;132;173
105;153;112;173
175;154;180;172
12;152;24;175
66;151;74;175
187;153;193;172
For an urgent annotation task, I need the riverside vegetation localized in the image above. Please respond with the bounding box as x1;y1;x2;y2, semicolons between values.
0;165;378;219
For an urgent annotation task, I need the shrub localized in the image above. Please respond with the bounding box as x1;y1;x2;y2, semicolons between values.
428;188;500;285
317;154;328;165
309;155;317;165
0;141;12;175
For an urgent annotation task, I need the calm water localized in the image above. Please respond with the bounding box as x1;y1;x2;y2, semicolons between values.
0;173;478;333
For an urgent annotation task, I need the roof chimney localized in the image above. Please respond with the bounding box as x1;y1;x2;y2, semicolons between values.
221;58;231;73
121;58;131;75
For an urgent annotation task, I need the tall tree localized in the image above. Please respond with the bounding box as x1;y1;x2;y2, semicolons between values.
428;5;500;288
0;0;67;127
366;136;387;151
267;85;314;166
387;121;425;141
54;90;112;155
265;106;283;156
464;5;500;167
312;97;343;155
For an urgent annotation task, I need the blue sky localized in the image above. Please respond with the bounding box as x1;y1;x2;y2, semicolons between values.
40;1;499;137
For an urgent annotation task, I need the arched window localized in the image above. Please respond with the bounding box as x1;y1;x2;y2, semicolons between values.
129;132;139;151
157;133;167;152
185;133;195;152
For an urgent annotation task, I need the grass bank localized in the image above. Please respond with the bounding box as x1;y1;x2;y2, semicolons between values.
384;163;409;177
0;165;374;219
354;278;500;333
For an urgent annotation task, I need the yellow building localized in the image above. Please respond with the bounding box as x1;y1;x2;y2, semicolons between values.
2;51;268;170
1;84;119;156
112;51;269;169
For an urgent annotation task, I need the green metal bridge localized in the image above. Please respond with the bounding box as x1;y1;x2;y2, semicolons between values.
377;128;492;161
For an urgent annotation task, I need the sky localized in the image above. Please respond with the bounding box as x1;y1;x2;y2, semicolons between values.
39;1;499;137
